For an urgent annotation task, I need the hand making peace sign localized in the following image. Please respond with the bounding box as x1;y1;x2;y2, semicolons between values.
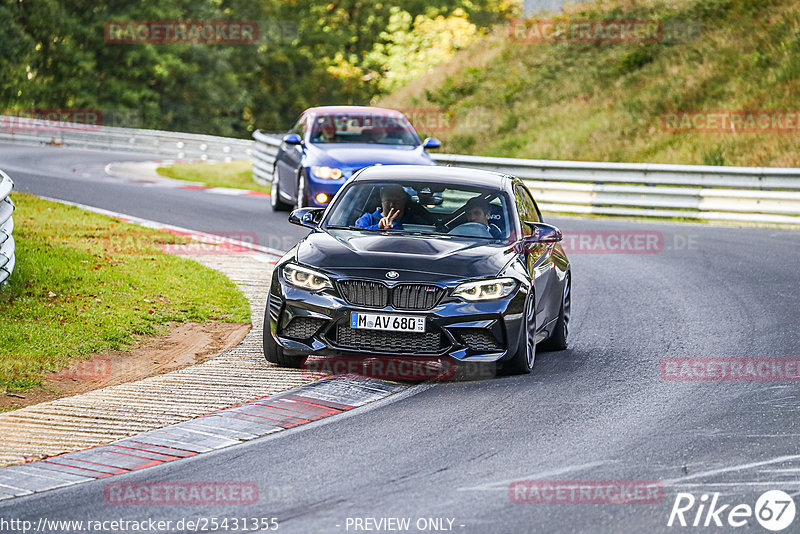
378;208;400;229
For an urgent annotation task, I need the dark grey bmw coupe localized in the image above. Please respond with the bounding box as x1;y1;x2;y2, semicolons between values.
263;165;571;375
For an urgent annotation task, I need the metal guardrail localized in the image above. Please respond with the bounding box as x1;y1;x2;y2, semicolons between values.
252;130;800;225
0;115;252;161
0;170;15;285
2;118;797;226
431;154;800;225
251;130;283;187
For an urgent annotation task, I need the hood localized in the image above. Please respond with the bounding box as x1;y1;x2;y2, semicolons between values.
295;229;515;281
306;144;435;170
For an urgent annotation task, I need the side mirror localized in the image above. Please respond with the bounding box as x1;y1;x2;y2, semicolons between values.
289;207;324;229
523;221;563;243
282;133;303;145
422;137;441;149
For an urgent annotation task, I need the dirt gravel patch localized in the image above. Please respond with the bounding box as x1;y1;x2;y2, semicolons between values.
1;321;249;411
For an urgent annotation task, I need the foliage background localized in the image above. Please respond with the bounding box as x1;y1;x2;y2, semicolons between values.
0;0;513;137
378;0;800;167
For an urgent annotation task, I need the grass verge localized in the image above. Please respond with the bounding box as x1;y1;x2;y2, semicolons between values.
379;0;800;167
0;193;251;393
156;160;269;193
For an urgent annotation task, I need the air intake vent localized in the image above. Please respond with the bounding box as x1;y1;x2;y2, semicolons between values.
282;317;327;339
454;329;503;352
334;325;442;354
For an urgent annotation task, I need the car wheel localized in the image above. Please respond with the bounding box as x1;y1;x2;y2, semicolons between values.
262;306;307;368
540;275;570;352
505;293;536;374
295;171;309;210
270;165;292;212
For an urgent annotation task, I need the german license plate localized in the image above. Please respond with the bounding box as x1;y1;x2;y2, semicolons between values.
350;312;426;333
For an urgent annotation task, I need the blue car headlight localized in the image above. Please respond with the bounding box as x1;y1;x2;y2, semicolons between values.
311;166;343;180
282;263;333;291
452;278;517;301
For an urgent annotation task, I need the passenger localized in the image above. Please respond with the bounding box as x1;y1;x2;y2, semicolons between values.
464;196;503;238
355;185;433;230
362;128;387;144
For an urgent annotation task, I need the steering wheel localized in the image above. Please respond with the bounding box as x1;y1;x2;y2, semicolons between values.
448;222;492;238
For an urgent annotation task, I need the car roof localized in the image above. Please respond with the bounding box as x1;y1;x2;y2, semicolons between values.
304;105;406;117
352;165;513;189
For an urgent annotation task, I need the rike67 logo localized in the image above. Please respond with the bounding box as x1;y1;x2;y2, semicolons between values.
668;490;796;531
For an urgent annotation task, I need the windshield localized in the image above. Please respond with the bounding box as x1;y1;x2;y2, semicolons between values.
324;181;512;240
309;112;419;146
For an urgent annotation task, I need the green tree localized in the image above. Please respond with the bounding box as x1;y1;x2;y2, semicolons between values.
2;0;513;136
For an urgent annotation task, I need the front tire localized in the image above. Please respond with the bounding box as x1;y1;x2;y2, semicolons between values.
295;171;309;210
263;305;306;368
270;165;292;212
540;275;570;352
505;293;536;374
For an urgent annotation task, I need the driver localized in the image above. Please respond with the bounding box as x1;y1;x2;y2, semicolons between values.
355;185;433;230
464;196;503;238
315;117;338;143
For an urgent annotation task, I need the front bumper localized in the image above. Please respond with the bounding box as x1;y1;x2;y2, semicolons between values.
266;272;528;363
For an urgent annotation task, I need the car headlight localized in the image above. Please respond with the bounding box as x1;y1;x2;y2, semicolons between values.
311;166;343;180
282;264;332;291
452;278;517;301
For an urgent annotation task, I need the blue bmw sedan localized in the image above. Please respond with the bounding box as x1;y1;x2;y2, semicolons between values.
270;106;441;211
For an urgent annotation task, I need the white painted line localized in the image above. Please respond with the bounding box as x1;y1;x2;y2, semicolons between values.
661;455;800;485
666;482;800;487
36;195;286;259
759;468;800;474
205;187;250;196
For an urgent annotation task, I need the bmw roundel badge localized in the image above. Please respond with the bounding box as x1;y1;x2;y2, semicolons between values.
386;271;399;279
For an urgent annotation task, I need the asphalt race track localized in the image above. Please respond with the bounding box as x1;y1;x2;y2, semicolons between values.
0;145;310;252
2;144;800;533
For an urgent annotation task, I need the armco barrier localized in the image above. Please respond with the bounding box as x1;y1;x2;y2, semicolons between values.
0;170;15;285
251;130;283;187
432;153;800;225
251;131;800;226
1;115;798;226
0;114;252;161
